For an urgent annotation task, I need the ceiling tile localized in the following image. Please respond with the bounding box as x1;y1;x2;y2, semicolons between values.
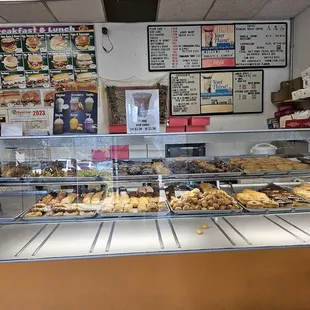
0;17;7;23
157;0;214;21
0;2;56;23
47;0;105;22
255;0;310;19
206;0;267;20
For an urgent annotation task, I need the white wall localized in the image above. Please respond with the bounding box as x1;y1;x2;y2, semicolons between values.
293;6;310;77
95;21;290;133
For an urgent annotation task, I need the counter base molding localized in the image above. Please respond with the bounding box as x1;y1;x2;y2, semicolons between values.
1;248;310;310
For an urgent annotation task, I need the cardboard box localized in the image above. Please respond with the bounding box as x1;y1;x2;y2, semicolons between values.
303;77;310;89
285;119;310;128
169;117;189;126
110;145;129;159
292;90;302;101
188;116;210;126
109;124;127;134
271;87;289;103
186;126;205;132
292;77;303;91
166;126;185;132
275;108;295;118
301;67;310;79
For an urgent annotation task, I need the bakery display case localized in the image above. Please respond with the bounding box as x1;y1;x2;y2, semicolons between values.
1;129;310;262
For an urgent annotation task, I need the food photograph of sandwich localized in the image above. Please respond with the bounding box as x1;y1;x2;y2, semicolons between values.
0;90;21;107
50;35;67;51
52;54;69;69
1;37;17;53
26;73;49;88
2;74;25;89
27;54;44;70
75;72;97;84
75;53;93;68
43;90;54;107
25;37;41;52
75;35;90;50
51;72;74;86
21;90;41;106
3;55;18;71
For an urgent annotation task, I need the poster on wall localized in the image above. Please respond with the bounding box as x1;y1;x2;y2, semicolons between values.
148;22;287;71
201;25;235;68
8;108;49;135
0;24;97;89
170;70;263;116
125;89;160;133
53;83;97;135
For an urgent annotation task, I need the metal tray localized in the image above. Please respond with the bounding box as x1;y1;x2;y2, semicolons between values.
164;157;243;179
275;182;310;212
220;183;307;214
97;188;170;218
165;183;242;215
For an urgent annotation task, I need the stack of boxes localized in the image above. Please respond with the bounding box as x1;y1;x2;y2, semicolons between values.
291;68;310;101
166;117;210;132
271;78;303;103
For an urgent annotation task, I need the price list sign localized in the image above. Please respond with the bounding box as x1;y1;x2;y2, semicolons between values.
170;70;263;116
235;23;286;67
148;22;287;71
148;25;201;71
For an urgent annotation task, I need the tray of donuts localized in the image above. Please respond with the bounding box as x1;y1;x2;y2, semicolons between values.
227;156;310;176
98;186;170;217
220;183;310;213
165;182;242;215
22;189;104;220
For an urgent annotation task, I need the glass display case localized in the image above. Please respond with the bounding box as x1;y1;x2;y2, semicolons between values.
1;129;310;262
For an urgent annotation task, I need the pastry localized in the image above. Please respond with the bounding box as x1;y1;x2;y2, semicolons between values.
101;203;113;213
300;183;310;190
91;191;104;204
113;203;123;212
25;211;42;217
61;193;78;204
147;202;158;212
63;211;79;216
83;192;95;204
124;203;134;212
262;200;279;208
246;201;264;208
137;203;147;212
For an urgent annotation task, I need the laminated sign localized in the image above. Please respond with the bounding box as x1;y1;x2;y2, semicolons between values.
125;89;160;134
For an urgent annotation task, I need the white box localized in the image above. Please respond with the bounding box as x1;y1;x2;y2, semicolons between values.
303;77;310;88
301;88;310;99
292;90;302;101
301;67;310;79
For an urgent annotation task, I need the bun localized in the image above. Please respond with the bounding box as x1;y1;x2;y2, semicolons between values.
50;36;66;50
76;72;96;83
28;54;43;70
76;53;93;68
53;54;68;69
75;35;90;50
3;56;18;71
26;37;41;52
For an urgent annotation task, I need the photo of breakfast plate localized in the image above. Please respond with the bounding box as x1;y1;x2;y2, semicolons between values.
27;54;44;70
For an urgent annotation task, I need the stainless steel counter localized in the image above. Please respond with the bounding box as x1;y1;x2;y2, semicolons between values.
1;213;310;262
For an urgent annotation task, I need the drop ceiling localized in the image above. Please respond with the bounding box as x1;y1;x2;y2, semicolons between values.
0;0;308;23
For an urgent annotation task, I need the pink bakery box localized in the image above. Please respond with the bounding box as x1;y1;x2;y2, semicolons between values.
166;126;186;133
168;117;189;126
92;150;110;161
186;126;206;132
110;145;129;159
188;116;210;126
109;124;127;134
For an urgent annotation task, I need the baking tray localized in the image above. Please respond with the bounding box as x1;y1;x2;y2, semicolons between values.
219;183;310;214
275;182;310;212
165;182;242;215
97;188;170;218
164;157;243;179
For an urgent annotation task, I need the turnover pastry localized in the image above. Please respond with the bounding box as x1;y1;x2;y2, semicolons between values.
91;191;104;204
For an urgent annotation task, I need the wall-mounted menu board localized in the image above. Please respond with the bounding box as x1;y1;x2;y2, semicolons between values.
148;22;287;71
170;70;263;116
0;24;97;89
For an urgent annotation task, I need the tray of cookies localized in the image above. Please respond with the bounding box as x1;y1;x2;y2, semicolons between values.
22;190;103;220
221;183;310;213
165;157;243;178
165;182;242;215
228;156;310;176
98;186;170;217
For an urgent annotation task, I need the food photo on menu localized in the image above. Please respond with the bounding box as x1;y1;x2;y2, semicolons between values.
24;36;42;52
50;71;74;86
71;32;95;51
0;90;20;107
1;73;26;89
25;73;50;88
21;90;42;107
48;34;70;51
0;37;18;53
43;90;55;107
74;52;95;69
53;85;97;135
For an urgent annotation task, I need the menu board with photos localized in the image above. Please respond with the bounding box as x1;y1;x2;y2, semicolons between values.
148;22;287;71
170;70;263;116
0;24;97;90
